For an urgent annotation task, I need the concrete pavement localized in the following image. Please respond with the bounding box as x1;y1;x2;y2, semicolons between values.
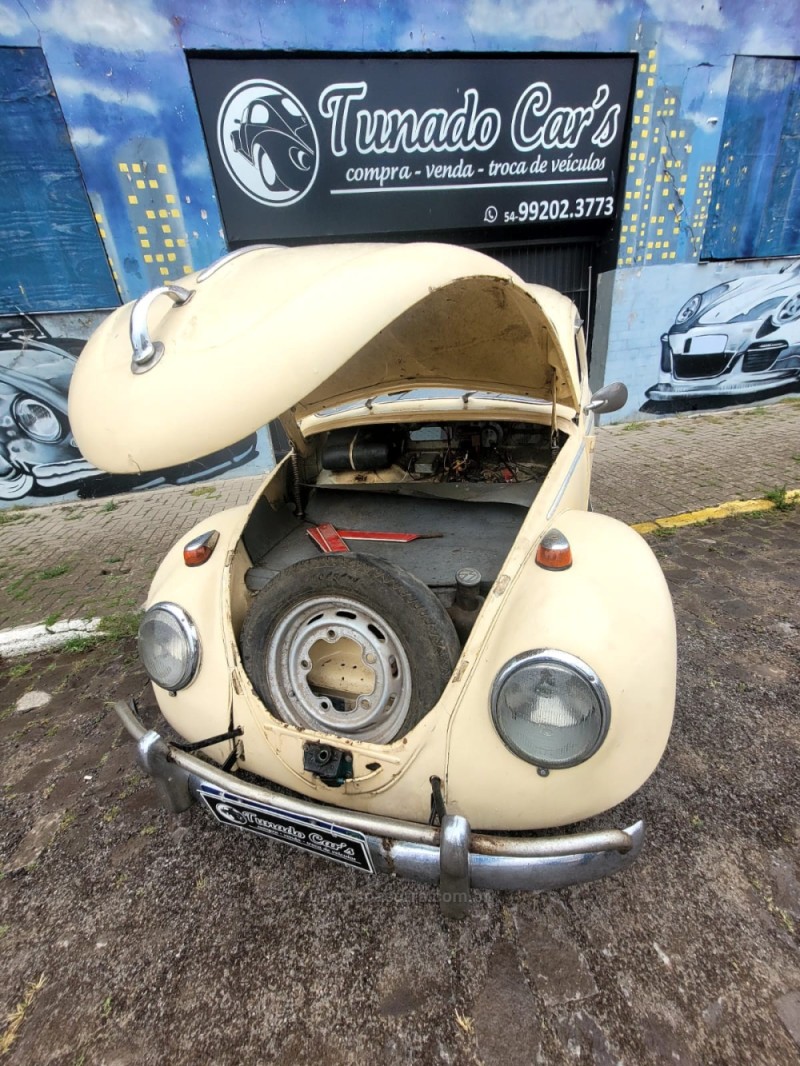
1;399;799;632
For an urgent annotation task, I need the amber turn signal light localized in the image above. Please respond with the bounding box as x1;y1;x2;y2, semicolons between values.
535;528;572;571
183;529;220;567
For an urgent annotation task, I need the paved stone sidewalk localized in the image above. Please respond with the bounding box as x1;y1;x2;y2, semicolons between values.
593;399;800;523
1;400;799;631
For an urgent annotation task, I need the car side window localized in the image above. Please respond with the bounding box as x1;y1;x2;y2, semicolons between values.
250;102;270;125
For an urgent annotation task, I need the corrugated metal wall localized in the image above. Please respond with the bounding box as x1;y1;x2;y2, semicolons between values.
475;240;594;324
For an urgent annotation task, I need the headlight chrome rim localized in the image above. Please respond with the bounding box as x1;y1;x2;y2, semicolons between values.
491;649;611;770
138;601;201;692
12;395;64;443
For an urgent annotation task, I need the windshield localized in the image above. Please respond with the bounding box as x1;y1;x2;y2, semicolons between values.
727;296;784;323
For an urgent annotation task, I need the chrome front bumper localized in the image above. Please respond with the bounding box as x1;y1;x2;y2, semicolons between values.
115;700;645;918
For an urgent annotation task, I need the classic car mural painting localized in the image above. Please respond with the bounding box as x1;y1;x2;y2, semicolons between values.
0;318;265;504
222;83;318;206
643;262;800;412
0;325;90;501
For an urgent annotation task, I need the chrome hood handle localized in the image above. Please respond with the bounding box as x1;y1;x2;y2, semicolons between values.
130;284;194;374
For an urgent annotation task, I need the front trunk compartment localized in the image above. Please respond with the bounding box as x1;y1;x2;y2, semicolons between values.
242;416;561;620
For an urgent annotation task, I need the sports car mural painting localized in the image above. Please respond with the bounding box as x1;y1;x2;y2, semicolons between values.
0;322;261;504
644;262;800;410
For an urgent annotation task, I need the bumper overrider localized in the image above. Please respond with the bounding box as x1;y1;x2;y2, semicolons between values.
115;699;644;918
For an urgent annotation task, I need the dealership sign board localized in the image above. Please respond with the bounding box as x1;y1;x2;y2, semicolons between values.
189;55;635;242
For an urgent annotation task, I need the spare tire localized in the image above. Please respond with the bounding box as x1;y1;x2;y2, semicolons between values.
240;554;461;743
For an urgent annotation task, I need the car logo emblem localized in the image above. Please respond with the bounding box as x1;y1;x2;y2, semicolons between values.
217;79;319;207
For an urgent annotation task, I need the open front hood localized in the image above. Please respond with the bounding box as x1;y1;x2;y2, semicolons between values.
69;242;581;474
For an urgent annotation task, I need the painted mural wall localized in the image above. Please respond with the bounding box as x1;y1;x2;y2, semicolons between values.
0;312;270;503
0;0;798;503
596;258;800;422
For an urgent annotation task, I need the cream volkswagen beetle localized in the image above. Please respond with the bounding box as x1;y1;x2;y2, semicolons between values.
69;242;676;917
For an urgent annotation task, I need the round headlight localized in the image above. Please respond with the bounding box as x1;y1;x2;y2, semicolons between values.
491;650;610;769
12;396;63;443
138;602;200;692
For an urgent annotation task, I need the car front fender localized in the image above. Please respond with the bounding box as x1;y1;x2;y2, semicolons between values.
444;509;676;829
143;505;250;764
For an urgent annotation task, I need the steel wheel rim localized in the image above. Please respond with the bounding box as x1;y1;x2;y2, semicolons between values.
266;595;412;743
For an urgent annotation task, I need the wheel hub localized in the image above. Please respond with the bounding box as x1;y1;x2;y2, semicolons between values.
266;596;412;742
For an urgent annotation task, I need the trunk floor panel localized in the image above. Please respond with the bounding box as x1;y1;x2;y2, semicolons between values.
246;487;529;591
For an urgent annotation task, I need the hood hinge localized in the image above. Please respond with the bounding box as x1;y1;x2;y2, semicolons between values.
550;368;559;452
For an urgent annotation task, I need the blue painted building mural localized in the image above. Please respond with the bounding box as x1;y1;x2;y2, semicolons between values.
0;0;799;502
0;47;118;312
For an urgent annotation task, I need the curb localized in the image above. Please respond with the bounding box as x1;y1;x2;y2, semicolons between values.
0;618;104;659
631;489;800;535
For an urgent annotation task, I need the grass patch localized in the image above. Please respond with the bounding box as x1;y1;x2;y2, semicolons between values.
99;610;142;640
7;577;31;602
751;876;796;934
8;661;32;679
0;510;26;526
117;774;143;801
36;563;70;580
0;974;46;1055
59;611;142;656
622;420;646;431
43;612;60;628
763;486;795;512
100;500;118;513
63;636;99;654
189;485;217;497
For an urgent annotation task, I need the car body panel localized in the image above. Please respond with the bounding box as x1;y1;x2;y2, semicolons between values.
140;410;672;831
444;510;675;827
68;242;581;474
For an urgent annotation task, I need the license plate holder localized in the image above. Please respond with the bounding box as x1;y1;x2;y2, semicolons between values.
198;783;375;873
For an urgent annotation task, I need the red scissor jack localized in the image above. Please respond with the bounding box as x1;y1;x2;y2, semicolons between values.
307;523;442;554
